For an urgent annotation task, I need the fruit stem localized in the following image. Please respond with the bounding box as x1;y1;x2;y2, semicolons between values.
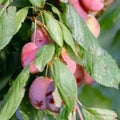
33;19;37;43
76;103;84;120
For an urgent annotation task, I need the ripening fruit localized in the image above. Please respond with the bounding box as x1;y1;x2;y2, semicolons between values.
83;69;94;84
81;0;104;12
86;14;100;38
31;28;49;48
68;0;88;20
61;48;76;74
46;82;60;113
74;64;84;87
21;42;38;67
29;62;39;74
29;76;54;110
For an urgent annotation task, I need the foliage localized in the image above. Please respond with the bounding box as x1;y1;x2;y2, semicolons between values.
0;0;120;120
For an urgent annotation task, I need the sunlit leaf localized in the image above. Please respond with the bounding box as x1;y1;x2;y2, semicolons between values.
34;43;55;72
82;107;117;120
59;22;78;56
0;7;28;50
43;12;63;47
51;60;77;116
29;0;45;8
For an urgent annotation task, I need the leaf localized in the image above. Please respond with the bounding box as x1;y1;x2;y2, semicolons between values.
60;0;68;3
0;6;28;50
0;0;4;4
34;43;55;72
0;67;30;120
82;107;118;120
16;7;28;32
0;0;13;16
65;44;82;65
43;12;63;47
29;0;45;8
63;4;120;88
51;60;77;116
59;22;78;56
51;5;63;22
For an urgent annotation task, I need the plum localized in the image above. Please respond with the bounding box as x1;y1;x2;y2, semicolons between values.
29;76;53;110
29;62;39;74
61;48;76;74
68;0;88;20
81;0;104;12
83;69;94;84
46;82;60;113
74;64;84;87
31;28;49;48
86;14;100;38
21;42;38;67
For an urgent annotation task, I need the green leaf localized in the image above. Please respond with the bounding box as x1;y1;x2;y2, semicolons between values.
0;67;30;120
0;6;28;50
63;4;120;88
29;0;45;8
59;22;78;56
51;60;77;116
16;7;28;32
43;12;63;47
51;5;63;22
34;43;55;72
82;107;117;120
65;44;82;65
0;0;4;4
60;0;68;3
0;0;13;16
10;114;18;120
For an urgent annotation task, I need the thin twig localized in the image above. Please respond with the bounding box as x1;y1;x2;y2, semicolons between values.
77;104;84;120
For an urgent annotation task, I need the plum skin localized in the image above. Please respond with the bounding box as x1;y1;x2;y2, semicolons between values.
29;76;61;112
29;76;53;110
61;48;76;74
31;28;49;48
21;42;38;67
81;0;104;12
86;14;100;38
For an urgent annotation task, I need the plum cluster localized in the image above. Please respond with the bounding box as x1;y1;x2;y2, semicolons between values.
21;26;93;112
21;27;61;112
68;0;104;38
61;48;94;87
21;28;49;74
21;0;104;113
